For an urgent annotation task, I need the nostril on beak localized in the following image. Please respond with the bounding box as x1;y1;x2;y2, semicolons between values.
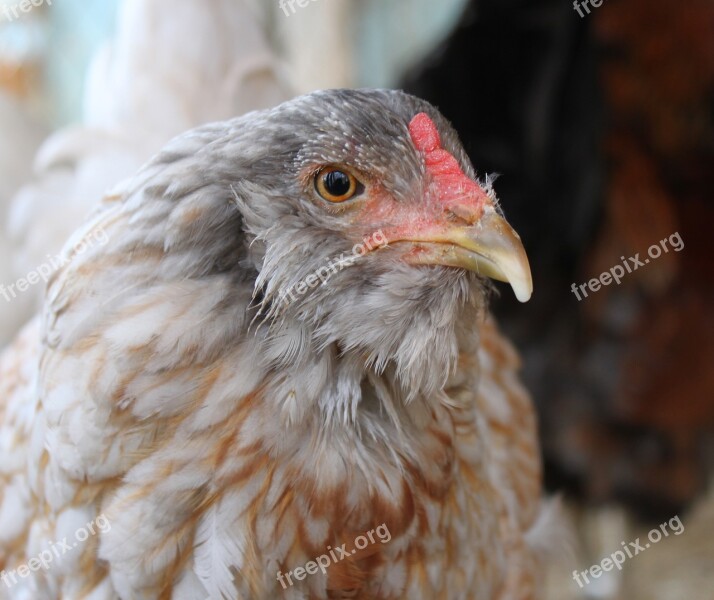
444;202;482;226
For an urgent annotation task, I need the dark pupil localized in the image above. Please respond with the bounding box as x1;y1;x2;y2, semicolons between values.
324;171;351;196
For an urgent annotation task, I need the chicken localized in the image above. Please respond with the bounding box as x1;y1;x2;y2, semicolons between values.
0;89;552;600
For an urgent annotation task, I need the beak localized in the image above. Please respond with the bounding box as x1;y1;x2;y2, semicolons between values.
400;209;533;302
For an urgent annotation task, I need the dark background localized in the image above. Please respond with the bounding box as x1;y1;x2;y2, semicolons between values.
404;0;714;522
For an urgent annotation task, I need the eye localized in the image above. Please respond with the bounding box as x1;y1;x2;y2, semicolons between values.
315;167;362;203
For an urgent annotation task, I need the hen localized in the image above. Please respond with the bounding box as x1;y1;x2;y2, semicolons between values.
0;89;550;600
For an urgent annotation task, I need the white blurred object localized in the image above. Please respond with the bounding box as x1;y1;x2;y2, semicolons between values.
353;0;468;88
0;95;46;206
4;0;292;344
0;93;47;347
275;0;354;91
272;0;469;93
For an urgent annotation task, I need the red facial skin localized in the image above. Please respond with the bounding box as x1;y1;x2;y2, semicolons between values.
355;113;491;250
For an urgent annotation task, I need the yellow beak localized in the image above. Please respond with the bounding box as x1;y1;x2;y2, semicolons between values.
400;209;533;302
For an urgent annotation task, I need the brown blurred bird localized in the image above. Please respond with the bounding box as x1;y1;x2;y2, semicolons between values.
0;89;553;599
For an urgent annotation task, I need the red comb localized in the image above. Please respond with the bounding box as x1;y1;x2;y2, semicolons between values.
408;113;487;209
409;112;442;154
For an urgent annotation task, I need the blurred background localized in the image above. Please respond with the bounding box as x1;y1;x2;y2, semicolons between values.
1;0;712;597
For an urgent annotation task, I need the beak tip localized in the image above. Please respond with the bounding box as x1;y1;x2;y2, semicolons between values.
513;284;532;303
